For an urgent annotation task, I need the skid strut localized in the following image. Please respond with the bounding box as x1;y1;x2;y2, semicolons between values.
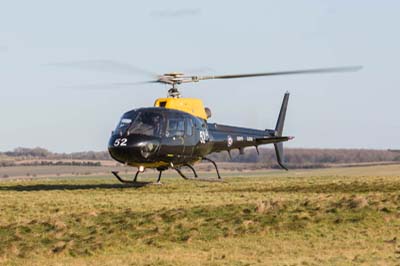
156;170;163;183
184;163;199;178
133;171;140;182
171;164;198;179
174;167;188;179
202;157;222;179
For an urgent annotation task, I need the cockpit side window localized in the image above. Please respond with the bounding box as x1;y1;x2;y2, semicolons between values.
192;117;205;129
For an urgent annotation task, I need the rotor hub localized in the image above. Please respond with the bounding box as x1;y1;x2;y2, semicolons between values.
161;72;186;98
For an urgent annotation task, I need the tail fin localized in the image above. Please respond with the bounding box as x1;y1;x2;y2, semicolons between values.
275;92;290;137
274;92;290;170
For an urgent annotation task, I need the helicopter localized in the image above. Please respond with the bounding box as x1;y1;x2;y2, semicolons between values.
102;66;362;184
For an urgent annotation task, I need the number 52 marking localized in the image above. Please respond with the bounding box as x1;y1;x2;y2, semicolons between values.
114;138;127;147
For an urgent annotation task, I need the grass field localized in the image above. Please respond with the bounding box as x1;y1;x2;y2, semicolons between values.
0;165;400;265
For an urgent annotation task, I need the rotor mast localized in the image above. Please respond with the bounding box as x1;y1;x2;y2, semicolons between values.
168;83;181;98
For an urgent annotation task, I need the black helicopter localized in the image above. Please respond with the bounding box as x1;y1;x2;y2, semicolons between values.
103;66;362;183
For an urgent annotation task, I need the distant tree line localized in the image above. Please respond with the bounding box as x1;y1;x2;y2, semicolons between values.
18;161;102;167
0;160;102;167
209;148;400;168
1;147;400;169
2;147;111;160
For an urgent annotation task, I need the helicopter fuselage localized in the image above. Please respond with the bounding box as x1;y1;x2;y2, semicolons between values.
108;104;290;171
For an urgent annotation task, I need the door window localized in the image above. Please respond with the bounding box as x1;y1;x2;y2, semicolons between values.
166;117;185;137
186;118;194;136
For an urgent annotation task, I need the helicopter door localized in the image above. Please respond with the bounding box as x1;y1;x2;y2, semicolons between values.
158;115;185;158
182;117;196;157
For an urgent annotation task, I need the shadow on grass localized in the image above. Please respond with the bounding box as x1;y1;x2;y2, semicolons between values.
0;181;153;191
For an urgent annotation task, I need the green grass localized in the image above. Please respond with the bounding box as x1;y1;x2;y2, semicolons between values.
0;165;400;265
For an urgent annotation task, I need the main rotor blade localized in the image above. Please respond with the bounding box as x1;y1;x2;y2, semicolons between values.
64;80;158;90
194;66;362;81
183;67;215;75
46;60;158;77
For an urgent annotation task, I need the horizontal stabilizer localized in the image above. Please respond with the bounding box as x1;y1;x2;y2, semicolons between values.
255;136;293;145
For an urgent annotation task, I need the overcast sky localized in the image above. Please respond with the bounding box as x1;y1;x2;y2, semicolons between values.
1;0;399;152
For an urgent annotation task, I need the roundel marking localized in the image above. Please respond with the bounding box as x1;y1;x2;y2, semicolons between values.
227;135;233;147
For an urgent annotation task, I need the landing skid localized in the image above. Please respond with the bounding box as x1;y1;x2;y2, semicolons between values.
177;175;225;182
112;157;224;184
172;157;224;182
173;168;224;182
111;171;159;186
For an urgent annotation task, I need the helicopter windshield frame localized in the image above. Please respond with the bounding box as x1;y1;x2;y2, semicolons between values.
114;111;138;135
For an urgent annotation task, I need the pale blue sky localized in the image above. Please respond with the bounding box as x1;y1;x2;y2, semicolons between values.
1;0;399;152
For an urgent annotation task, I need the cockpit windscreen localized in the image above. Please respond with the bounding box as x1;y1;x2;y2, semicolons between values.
128;112;163;137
